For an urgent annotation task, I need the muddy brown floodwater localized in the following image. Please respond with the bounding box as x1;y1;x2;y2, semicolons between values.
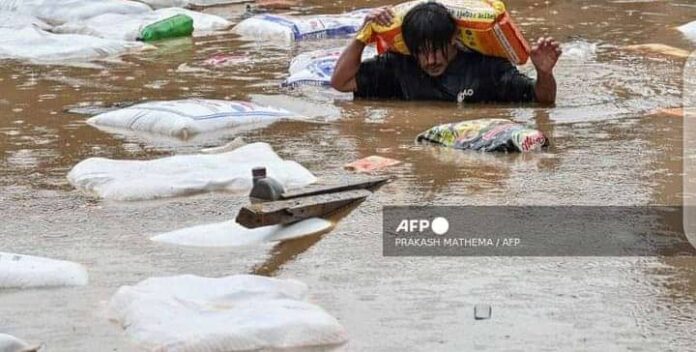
2;0;696;350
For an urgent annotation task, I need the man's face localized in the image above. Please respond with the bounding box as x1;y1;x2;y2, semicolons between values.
415;42;456;77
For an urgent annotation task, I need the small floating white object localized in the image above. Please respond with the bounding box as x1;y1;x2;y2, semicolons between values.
67;142;316;201
86;99;299;139
54;8;231;41
0;27;148;62
108;275;348;352
0;0;152;25
560;40;597;62
0;334;40;352
678;21;696;43
0;252;88;289
151;217;333;247
234;9;370;43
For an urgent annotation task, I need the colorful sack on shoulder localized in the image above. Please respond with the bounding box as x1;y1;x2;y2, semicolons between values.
357;0;529;64
416;118;547;152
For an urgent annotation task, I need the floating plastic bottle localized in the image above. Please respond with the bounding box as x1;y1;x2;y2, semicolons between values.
139;14;194;42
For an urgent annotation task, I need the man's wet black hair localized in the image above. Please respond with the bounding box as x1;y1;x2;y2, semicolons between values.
402;2;457;57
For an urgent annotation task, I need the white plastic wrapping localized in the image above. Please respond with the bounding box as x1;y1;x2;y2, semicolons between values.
234;9;370;42
86;99;299;139
151;218;333;247
108;274;348;351
0;334;40;352
0;252;88;289
0;12;51;30
284;45;377;87
54;8;231;41
678;20;696;43
67;142;317;201
0;26;148;62
137;0;249;9
0;0;152;25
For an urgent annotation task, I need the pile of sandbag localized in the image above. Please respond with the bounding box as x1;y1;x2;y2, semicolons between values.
67;142;316;201
0;11;149;61
0;0;234;62
0;252;88;289
108;275;347;351
54;8;231;41
86;99;301;139
234;9;370;42
283;46;377;87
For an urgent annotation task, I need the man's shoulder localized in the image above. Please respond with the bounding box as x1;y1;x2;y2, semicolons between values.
361;51;417;72
371;51;413;63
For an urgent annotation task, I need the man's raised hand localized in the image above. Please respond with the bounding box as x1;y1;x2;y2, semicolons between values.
530;37;562;75
364;6;394;27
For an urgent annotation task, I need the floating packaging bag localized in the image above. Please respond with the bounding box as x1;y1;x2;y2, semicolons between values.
67;142;317;201
357;0;530;64
108;275;348;351
417;118;547;152
233;9;370;42
0;252;88;289
86;99;299;139
0;0;152;26
283;46;377;87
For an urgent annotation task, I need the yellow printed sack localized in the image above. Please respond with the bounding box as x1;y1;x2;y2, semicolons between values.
357;0;530;65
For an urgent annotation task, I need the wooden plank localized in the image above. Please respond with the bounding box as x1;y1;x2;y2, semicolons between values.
280;175;391;199
236;190;371;228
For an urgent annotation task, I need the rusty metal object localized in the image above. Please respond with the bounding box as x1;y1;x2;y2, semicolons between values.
280;175;391;199
236;189;371;228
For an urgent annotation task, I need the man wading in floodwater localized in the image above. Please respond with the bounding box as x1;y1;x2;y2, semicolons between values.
331;2;561;104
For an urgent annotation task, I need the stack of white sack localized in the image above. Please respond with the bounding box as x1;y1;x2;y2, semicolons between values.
0;0;152;25
67;142;317;201
108;275;348;351
54;8;231;41
0;25;149;61
284;45;377;87
234;9;370;42
86;99;302;139
0;252;88;289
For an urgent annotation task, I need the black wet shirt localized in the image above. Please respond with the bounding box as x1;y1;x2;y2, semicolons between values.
355;50;536;103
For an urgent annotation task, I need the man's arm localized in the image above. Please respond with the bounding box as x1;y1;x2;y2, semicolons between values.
530;37;562;105
331;39;366;92
330;7;393;93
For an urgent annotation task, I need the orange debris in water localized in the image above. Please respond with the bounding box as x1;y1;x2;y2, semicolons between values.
344;155;402;173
